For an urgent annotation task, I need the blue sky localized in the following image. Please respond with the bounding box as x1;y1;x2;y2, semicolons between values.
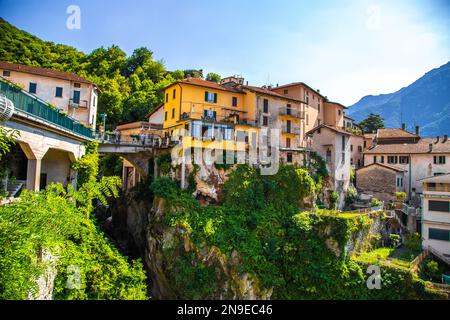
1;0;449;105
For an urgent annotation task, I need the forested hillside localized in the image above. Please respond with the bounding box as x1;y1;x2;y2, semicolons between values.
0;18;191;128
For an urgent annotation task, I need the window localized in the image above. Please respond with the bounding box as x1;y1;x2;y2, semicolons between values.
286;138;291;148
29;82;37;94
205;91;217;103
263;99;269;113
429;228;450;241
397;177;403;187
232;97;238;107
286;103;292;115
284;89;288;94
358;146;363;152
93;95;96;107
350;145;353;152
429;200;450;212
388;156;398;164
55;87;63;98
380;156;384;163
72;90;80;104
434;156;446;165
364;141;367;148
287;153;293;163
341;152;345;164
172;89;176;99
399;156;409;164
341;136;345;151
165;93;169;102
306;97;309;105
338;109;342;116
318;104;320;112
2;70;10;77
73;83;81;88
374;156;377;163
164;111;168;121
306;114;309;126
172;108;175;119
263;116;269;126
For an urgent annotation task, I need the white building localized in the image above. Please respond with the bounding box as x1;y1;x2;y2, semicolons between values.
363;128;450;199
0;60;99;128
420;174;450;258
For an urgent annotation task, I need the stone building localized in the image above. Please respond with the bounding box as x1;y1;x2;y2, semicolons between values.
356;163;406;203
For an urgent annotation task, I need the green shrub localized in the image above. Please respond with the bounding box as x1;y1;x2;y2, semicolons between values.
370;197;382;207
395;192;407;202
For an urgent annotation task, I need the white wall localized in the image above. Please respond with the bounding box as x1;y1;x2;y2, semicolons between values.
1;69;97;128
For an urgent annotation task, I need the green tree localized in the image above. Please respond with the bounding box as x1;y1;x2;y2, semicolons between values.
359;113;385;133
206;72;221;83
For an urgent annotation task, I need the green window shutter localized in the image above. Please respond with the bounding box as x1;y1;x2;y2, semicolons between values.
213;111;217;119
205;92;209;102
214;93;218;103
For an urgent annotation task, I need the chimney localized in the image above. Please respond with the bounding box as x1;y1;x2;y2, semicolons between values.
429;143;433;152
443;135;448;143
415;126;420;135
401;123;406;130
435;136;440;144
276;83;279;87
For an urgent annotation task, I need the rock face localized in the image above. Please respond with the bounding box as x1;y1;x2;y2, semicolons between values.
109;194;272;299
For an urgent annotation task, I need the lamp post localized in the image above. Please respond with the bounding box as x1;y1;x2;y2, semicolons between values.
100;112;107;139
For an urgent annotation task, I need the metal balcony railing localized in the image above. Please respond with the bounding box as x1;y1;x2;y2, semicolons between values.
0;77;93;139
279;107;305;119
281;126;300;135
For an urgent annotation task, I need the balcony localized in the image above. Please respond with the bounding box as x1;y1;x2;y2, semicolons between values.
423;183;450;193
0;77;93;139
69;98;88;109
279;107;305;119
401;203;421;217
281;126;300;135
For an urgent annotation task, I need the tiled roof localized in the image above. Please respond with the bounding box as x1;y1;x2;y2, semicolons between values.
241;84;303;103
364;133;376;139
365;138;450;154
116;121;162;130
305;124;351;136
166;77;245;94
271;82;325;99
356;163;407;172
0;60;94;85
376;128;419;139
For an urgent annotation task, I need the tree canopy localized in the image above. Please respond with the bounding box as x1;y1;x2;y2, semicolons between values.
358;113;385;133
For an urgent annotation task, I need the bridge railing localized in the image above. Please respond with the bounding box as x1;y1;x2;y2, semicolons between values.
0;77;93;139
95;133;170;148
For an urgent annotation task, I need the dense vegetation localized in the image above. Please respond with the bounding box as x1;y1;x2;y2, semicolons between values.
0;18;214;129
0;137;148;299
150;164;445;299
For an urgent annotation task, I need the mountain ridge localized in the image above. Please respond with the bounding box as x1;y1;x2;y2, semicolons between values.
347;61;450;137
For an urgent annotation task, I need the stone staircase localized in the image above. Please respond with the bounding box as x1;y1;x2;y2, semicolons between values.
6;179;25;197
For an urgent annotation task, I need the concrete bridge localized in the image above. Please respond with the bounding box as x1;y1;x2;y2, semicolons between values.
1;77;173;195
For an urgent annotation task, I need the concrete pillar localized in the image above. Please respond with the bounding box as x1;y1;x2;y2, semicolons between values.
181;151;186;190
122;163;127;191
26;158;42;192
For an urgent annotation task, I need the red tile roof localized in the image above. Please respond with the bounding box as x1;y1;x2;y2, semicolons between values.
0;60;94;85
271;82;326;99
305;124;351;136
356;163;407;172
365;138;450;154
165;77;245;94
376;128;419;139
241;84;304;103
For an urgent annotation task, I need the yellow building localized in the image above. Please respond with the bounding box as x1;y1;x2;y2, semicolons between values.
162;77;258;153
